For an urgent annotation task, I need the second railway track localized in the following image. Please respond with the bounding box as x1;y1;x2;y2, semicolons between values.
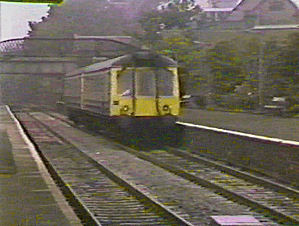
14;109;299;225
119;146;299;225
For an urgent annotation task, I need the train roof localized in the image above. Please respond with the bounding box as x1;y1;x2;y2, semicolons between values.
66;52;177;77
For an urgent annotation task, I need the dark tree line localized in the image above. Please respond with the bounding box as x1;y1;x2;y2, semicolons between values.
137;7;298;110
21;0;299;111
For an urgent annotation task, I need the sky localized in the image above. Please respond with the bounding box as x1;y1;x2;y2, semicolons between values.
0;2;49;41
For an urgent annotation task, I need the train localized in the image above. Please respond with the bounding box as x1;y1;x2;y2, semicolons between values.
61;51;181;131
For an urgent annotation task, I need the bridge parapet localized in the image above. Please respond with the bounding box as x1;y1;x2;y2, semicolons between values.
0;36;140;106
0;38;25;55
0;57;78;76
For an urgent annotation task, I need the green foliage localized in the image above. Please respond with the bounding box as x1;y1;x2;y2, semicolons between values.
25;0;145;56
138;2;200;44
219;94;258;110
138;8;298;106
31;0;135;37
262;33;299;99
202;32;298;109
151;33;201;95
278;33;299;80
204;40;244;95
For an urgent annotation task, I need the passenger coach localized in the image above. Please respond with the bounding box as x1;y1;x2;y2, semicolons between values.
62;51;180;129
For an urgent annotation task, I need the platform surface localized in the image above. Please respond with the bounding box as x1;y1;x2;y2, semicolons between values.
0;105;81;225
179;108;299;141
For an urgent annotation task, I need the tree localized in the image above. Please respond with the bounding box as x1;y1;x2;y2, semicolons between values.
204;40;244;95
266;32;299;109
161;34;202;93
137;0;201;44
279;33;299;84
25;0;159;57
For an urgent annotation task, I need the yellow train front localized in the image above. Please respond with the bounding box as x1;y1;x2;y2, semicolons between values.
63;51;180;130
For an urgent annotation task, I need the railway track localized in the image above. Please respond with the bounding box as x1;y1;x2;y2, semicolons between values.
50;112;299;225
44;110;299;225
114;140;299;225
52;111;299;223
15;109;298;225
14;111;193;226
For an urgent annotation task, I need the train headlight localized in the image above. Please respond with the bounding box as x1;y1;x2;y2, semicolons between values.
162;105;169;111
122;105;129;111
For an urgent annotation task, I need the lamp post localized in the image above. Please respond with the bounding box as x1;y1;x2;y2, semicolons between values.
257;31;265;111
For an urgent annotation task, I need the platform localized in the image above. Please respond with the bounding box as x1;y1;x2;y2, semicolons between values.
0;105;81;225
179;108;299;142
179;108;299;186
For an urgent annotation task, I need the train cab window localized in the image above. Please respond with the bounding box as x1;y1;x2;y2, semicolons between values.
117;69;133;96
156;68;173;96
135;69;156;96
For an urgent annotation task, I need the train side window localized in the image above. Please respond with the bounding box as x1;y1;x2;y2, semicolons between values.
135;69;156;96
117;69;133;96
156;68;173;96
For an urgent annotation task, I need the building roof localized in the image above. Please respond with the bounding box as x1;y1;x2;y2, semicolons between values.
204;7;234;12
158;0;299;15
224;0;299;22
232;0;299;12
210;0;242;8
202;0;299;12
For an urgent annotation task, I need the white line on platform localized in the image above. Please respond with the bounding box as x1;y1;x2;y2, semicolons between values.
176;121;299;147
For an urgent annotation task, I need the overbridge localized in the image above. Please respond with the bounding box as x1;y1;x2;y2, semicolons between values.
0;36;139;105
0;36;138;76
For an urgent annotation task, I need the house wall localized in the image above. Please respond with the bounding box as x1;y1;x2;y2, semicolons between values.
227;0;299;25
257;0;298;24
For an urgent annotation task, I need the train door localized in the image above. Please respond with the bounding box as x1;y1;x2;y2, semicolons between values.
134;68;158;116
116;68;134;115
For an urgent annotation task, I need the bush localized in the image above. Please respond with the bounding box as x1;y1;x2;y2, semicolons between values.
192;95;207;107
219;94;258;110
288;104;299;114
183;95;207;108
